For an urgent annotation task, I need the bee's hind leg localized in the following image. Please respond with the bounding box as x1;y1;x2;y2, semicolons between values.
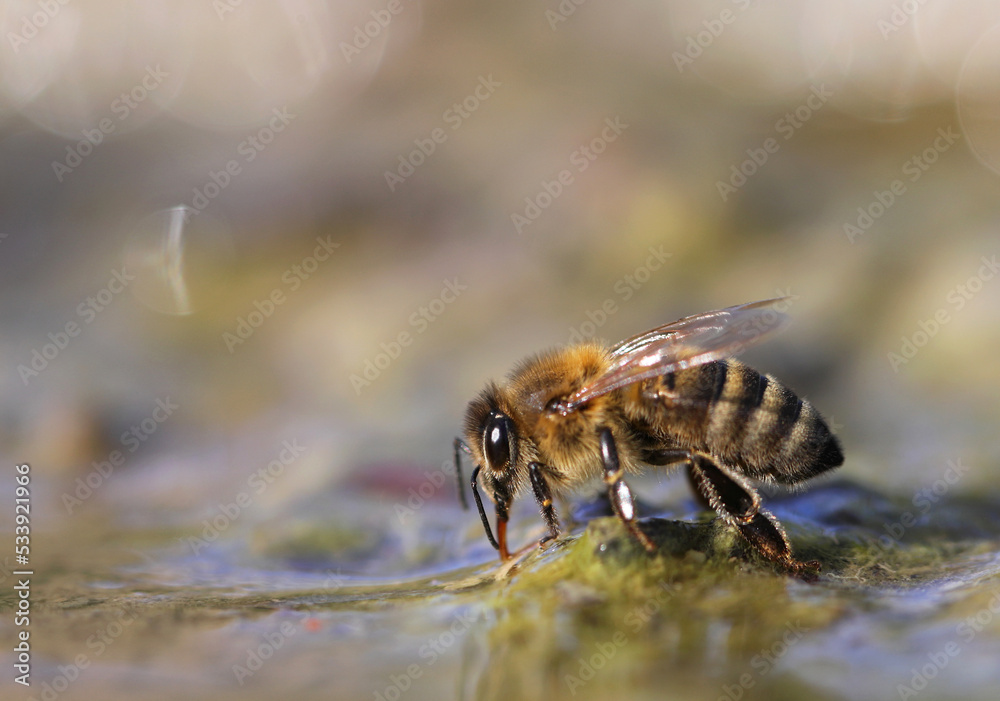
736;510;820;581
686;453;820;580
528;462;561;547
600;428;657;553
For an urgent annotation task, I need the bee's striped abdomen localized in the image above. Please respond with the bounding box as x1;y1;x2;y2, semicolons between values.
635;360;842;483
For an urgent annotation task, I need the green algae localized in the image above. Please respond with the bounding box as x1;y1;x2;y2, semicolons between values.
9;479;1000;701
468;517;843;701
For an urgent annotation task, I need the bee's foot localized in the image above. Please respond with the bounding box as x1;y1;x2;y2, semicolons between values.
787;558;821;582
538;533;559;549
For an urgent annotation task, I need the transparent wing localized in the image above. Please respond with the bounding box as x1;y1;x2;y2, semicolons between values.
559;298;790;412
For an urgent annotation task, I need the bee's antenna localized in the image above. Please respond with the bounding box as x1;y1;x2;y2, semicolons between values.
470;466;500;551
453;438;471;510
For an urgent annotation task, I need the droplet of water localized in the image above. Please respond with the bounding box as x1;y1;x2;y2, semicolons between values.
123;206;234;315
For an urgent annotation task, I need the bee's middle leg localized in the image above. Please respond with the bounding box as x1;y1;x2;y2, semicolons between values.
600;428;656;552
528;462;561;546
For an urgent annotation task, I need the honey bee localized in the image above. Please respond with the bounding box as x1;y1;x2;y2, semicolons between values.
453;298;843;578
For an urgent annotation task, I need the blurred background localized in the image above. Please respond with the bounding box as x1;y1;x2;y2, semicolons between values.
1;1;1000;700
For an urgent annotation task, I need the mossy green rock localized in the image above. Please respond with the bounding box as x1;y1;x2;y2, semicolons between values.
12;479;1000;701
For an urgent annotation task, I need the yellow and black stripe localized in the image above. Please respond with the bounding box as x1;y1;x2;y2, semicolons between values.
629;360;842;483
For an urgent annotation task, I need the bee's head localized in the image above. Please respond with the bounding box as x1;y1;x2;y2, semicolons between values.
461;383;524;559
463;384;521;500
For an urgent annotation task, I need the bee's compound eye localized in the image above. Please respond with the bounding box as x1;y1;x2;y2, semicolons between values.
484;412;511;469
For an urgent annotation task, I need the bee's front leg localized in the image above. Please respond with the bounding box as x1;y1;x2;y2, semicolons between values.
599;427;656;553
528;462;561;546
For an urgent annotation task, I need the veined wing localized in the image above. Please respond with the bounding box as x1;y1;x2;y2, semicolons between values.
556;298;790;413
